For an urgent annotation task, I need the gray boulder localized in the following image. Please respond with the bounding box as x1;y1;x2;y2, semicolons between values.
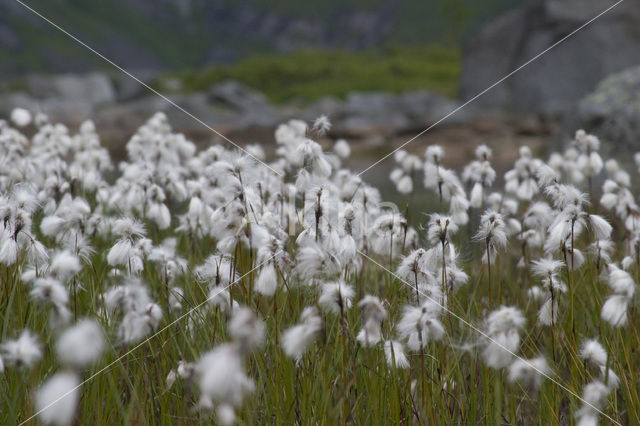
561;65;640;159
295;96;344;123
0;93;95;126
339;92;410;133
0;72;117;125
207;80;280;127
331;90;464;136
398;91;465;126
208;80;270;111
461;0;640;116
111;71;159;101
26;72;116;104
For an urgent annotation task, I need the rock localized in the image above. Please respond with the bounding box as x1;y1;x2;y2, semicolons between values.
207;80;280;127
560;65;640;159
398;90;466;126
330;91;465;137
461;0;640;116
1;71;469;146
208;80;269;111
95;85;282;144
296;96;344;122
97;93;220;136
0;92;96;126
111;71;159;101
26;72;116;104
0;93;37;116
337;92;410;135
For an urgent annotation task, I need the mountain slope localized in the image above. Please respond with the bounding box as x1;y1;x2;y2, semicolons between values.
0;0;534;77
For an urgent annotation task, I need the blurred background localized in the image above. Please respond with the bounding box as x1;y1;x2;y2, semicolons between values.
1;0;639;175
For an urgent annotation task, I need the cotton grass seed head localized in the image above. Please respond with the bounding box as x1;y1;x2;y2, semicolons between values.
228;306;265;353
507;356;549;392
56;319;105;368
282;306;324;363
35;371;80;426
1;329;42;369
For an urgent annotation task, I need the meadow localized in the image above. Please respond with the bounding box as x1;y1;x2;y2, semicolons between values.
0;108;637;425
157;46;461;102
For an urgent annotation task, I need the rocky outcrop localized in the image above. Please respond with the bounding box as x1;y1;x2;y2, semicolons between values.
0;73;472;143
560;66;640;159
461;0;640;116
327;91;464;136
0;73;116;124
207;80;280;127
26;73;116;104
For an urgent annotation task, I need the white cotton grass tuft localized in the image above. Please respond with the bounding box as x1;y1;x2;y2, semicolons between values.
475;210;507;264
427;214;458;246
217;403;237;426
396;174;413;194
35;371;80;426
530;257;566;326
281;306;324;362
384;340;410;369
470;182;483;208
30;277;68;307
462;144;495;208
196;344;254;423
168;286;184;312
56;319;105;368
530;258;564;279
177;360;195;379
107;218;146;267
312;114;331;135
166;369;177;390
228;306;265;353
101;279;152;315
600;263;636;327
423;149;470;225
482;306;525;369
603;263;635;296
11;107;32;127
112;217;146;238
588;214;612;240
333;139;351;159
118;303;163;344
356;295;387;347
107;239;132;267
601;295;630;327
318;280;354;315
425;145;444;164
600;366;620;390
575;129;604;177
255;263;278;296
575;380;612;426
1;329;42;369
208;287;234;314
621;256;634;271
295;242;340;280
396;303;445;351
579;339;607;367
507;356;549;391
50;250;82;281
0;235;19;266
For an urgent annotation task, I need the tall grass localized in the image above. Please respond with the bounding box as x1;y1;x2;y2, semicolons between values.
0;113;636;425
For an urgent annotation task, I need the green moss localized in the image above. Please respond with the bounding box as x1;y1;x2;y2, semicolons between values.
158;45;461;103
